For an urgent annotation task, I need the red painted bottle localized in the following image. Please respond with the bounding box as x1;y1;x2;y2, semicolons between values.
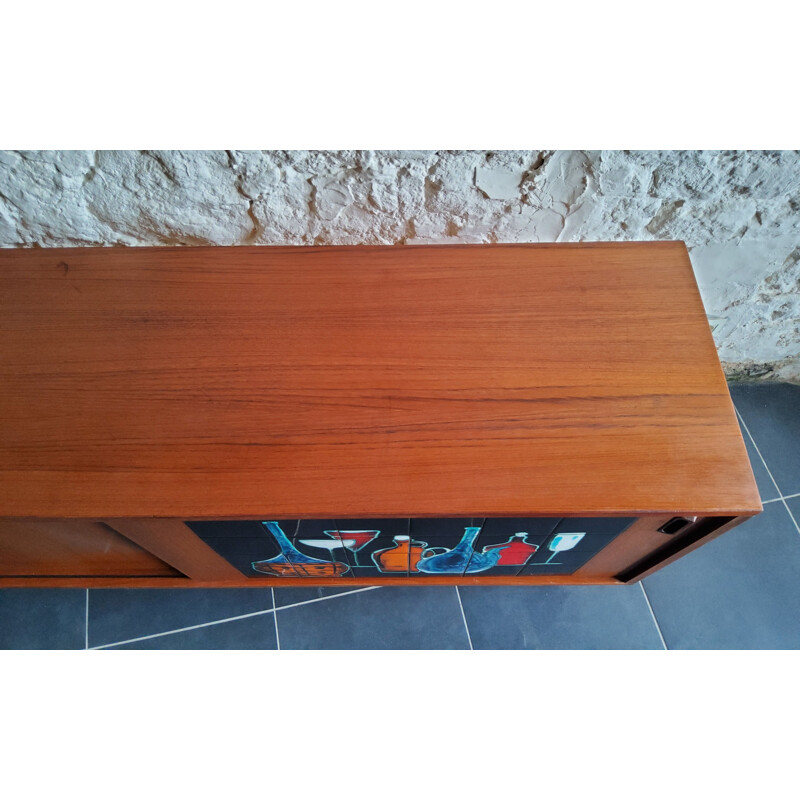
482;533;539;565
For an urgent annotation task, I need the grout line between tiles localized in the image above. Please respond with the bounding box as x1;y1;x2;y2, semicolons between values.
88;586;381;650
85;589;89;650
639;582;668;650
782;500;800;536
735;407;784;497
454;586;474;650
735;407;800;536
271;587;280;650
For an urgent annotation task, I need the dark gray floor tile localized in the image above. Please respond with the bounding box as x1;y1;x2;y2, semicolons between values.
0;589;86;650
276;586;469;649
103;614;278;649
88;588;273;648
643;502;800;649
736;416;780;501
784;496;800;530
273;586;369;607
730;383;800;496
458;585;663;649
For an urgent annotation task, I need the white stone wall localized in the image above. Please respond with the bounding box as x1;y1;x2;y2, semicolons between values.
1;150;798;380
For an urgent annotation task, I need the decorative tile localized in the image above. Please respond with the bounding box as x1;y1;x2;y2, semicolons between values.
0;589;86;650
191;520;351;579
730;383;800;495
519;518;636;576
409;518;486;576
458;584;664;649
333;519;410;578
467;518;560;576
642;502;800;649
88;588;274;648
276;586;470;649
102;614;278;649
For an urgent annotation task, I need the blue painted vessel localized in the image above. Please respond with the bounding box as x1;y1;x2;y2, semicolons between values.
416;526;501;574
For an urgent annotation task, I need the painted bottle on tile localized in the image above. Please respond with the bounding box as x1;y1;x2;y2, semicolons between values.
372;535;447;573
416;527;501;574
482;533;539;565
252;521;350;577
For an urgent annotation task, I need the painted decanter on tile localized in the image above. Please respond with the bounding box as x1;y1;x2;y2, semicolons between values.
416;526;501;574
252;521;350;577
482;532;540;565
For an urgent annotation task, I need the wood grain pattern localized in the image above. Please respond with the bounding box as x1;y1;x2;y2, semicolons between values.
0;519;181;576
103;519;243;580
0;242;761;519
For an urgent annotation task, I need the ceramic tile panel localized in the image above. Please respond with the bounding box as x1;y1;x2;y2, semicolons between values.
333;519;411;578
188;519;350;578
408;519;486;576
466;518;562;576
519;517;636;576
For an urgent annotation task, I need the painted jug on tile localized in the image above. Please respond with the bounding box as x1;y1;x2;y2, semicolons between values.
372;535;447;573
483;533;539;565
252;521;350;577
416;527;501;574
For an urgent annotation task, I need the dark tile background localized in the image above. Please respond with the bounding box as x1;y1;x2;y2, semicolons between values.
275;586;470;650
87;588;275;648
642;502;800;649
1;382;797;650
729;383;800;495
0;589;86;650
458;584;665;649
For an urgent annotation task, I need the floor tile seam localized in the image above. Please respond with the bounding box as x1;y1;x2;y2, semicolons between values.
639;582;668;650
781;499;800;536
734;407;785;497
271;587;281;650
762;493;800;505
89;586;381;649
89;607;280;649
454;586;474;650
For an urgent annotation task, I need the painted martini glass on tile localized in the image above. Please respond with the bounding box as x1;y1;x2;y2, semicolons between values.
324;529;380;566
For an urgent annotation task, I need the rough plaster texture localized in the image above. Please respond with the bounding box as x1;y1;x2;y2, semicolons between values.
1;150;798;380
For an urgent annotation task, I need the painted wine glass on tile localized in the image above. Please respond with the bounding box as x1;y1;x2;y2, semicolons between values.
539;532;586;565
324;529;380;566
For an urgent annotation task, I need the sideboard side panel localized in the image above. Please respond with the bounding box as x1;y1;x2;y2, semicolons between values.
0;518;181;577
104;519;243;581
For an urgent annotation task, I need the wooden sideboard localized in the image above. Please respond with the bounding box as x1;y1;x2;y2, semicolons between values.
0;242;761;587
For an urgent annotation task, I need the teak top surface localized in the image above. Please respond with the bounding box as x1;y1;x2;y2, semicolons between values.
0;242;760;518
